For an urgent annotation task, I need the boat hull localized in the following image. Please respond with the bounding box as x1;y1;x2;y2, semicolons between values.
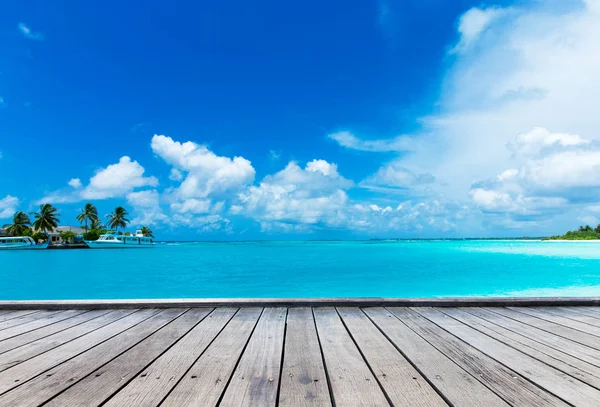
0;242;49;250
84;240;154;249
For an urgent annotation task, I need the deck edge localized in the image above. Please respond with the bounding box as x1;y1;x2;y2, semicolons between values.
1;297;600;309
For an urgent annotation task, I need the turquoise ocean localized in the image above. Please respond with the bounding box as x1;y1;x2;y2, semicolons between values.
2;240;600;300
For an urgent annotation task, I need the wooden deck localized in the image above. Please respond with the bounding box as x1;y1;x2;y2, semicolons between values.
2;306;600;406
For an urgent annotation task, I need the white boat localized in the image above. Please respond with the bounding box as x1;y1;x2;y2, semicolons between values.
84;230;154;248
0;236;49;250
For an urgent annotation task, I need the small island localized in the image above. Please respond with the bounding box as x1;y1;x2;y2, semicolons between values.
545;225;600;240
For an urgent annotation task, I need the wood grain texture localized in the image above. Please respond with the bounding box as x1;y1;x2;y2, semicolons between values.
0;309;111;355
219;307;287;407
0;309;183;406
0;311;40;323
509;307;600;338
466;307;600;366
314;307;390;407
161;307;263;407
0;310;50;331
45;308;210;406
491;307;600;351
397;307;568;407
105;308;236;407
417;307;600;407
0;310;84;342
0;309;135;372
278;307;332;407
0;309;156;397
364;307;511;407
441;307;600;389
339;307;448;407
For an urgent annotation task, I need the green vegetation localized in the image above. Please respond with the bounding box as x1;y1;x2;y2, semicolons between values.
32;203;60;233
546;225;600;240
59;230;76;244
106;206;130;233
140;225;154;237
3;202;151;242
76;203;99;233
32;231;48;242
3;211;32;236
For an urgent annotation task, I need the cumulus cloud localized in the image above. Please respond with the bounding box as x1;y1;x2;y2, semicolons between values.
126;189;169;226
151;135;255;199
68;178;82;189
38;156;157;203
237;159;352;229
0;195;19;219
81;156;158;199
328;131;415;152
18;23;44;40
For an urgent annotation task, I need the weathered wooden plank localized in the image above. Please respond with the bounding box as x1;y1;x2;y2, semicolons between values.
0;308;184;406
0;309;156;396
105;308;237;407
161;308;262;407
0;309;111;355
534;307;600;328
0;311;40;323
365;307;510;406
416;307;600;407
45;308;211;406
338;307;447;407
440;308;600;392
219;307;287;407
0;310;85;342
0;309;136;372
313;307;390;407
556;306;600;320
468;307;600;368
510;307;600;337
491;307;600;351
0;310;54;331
278;307;332;407
393;307;567;407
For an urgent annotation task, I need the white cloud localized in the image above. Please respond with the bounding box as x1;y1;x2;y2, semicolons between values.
0;195;19;219
38;156;158;203
126;190;169;226
0;97;5;108
361;0;600;232
18;23;44;41
238;160;352;229
68;178;82;189
451;7;505;53
170;198;212;214
151;135;255;199
507;127;589;157
360;161;435;190
82;156;158;199
169;168;183;181
328;131;415;152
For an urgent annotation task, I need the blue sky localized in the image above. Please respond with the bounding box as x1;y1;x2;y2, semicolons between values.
1;0;600;239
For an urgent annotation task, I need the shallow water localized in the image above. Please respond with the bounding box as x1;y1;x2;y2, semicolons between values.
1;240;600;300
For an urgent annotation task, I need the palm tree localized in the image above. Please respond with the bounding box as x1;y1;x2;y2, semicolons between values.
106;206;130;233
140;225;154;238
3;211;32;236
32;204;60;233
76;203;99;233
89;218;106;230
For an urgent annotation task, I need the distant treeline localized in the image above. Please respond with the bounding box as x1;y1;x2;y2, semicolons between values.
545;225;600;240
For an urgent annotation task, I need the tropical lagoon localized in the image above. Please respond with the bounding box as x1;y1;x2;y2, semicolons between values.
1;239;600;300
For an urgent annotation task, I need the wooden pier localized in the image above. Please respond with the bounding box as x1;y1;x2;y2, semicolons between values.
1;303;600;405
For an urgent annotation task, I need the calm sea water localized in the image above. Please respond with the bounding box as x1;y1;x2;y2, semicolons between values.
1;240;600;300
